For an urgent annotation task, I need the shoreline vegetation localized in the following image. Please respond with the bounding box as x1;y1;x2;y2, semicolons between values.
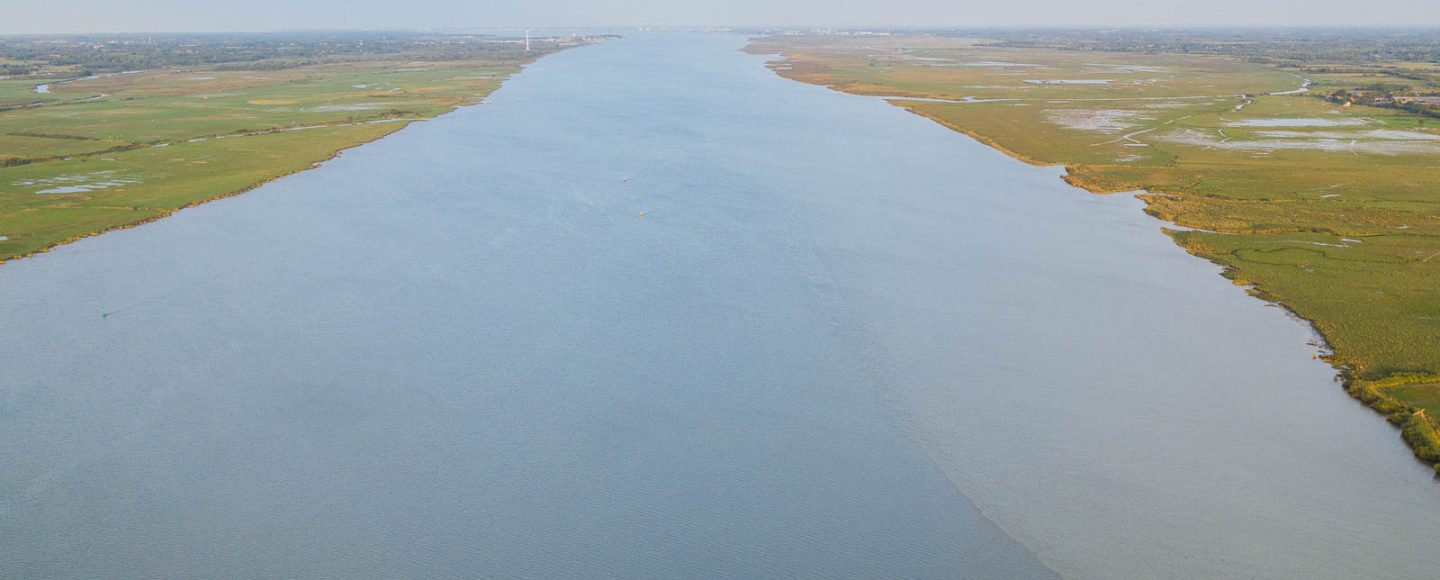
0;32;606;266
745;31;1440;473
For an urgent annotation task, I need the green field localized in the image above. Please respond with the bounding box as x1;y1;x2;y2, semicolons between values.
747;34;1440;470
0;41;570;262
1387;382;1440;417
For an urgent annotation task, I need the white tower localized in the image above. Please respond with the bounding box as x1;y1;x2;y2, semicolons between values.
525;30;531;52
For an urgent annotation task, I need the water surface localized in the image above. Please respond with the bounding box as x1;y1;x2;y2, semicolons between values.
2;34;1439;579
0;34;1050;579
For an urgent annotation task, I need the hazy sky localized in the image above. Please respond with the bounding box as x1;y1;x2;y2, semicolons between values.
7;0;1440;34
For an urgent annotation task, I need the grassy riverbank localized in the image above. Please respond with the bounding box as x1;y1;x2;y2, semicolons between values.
746;33;1440;472
0;33;589;264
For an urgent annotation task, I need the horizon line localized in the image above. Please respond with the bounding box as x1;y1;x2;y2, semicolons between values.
8;24;1440;36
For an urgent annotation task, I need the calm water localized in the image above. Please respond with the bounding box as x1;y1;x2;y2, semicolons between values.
2;34;1438;579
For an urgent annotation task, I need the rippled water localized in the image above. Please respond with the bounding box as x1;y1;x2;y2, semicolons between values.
2;33;1438;579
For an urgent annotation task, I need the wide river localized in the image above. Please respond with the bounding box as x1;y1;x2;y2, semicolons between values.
3;34;1439;579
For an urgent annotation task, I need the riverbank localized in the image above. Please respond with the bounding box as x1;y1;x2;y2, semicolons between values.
746;35;1440;473
0;122;410;265
910;101;1440;472
0;38;584;265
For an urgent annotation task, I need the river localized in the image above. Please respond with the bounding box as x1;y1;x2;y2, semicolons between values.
2;33;1437;579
